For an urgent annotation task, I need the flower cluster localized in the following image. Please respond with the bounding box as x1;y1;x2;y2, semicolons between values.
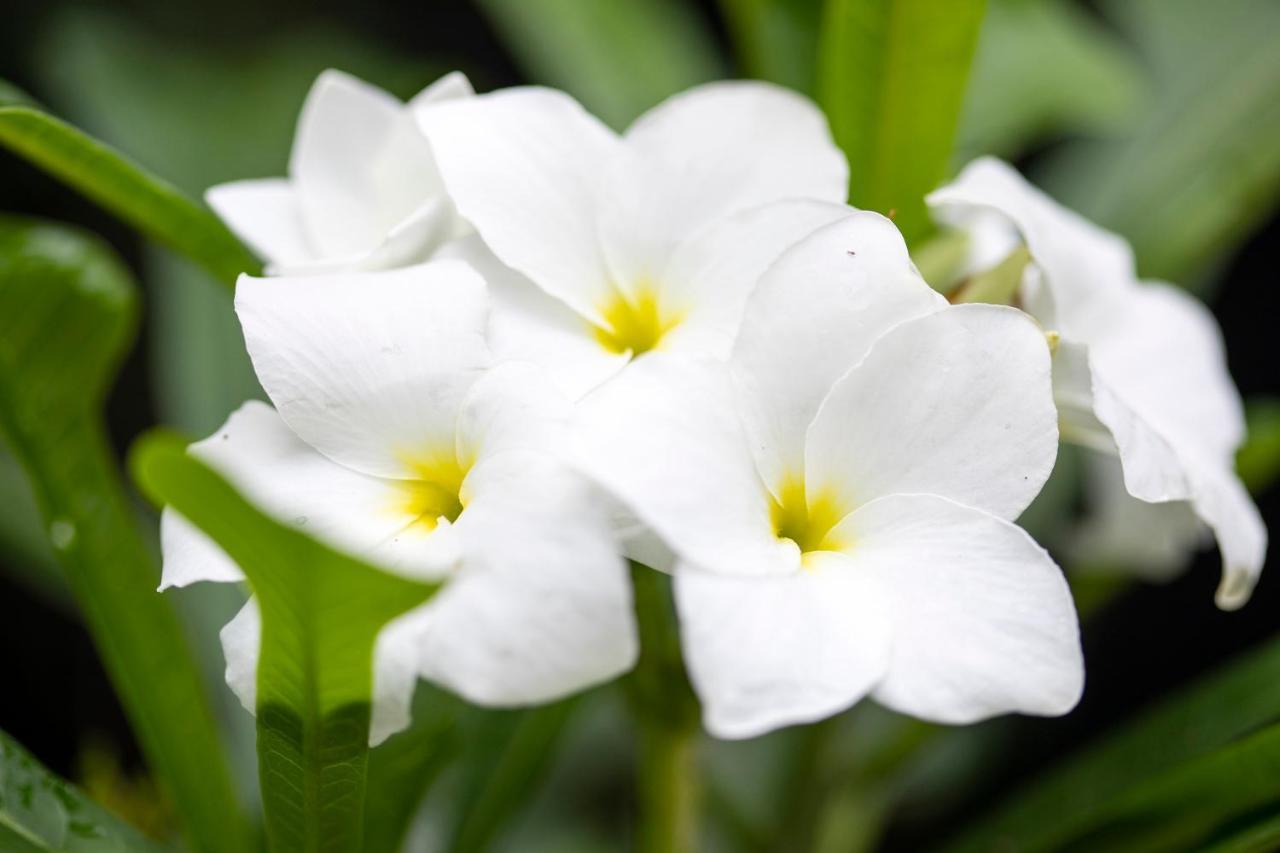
161;70;1263;743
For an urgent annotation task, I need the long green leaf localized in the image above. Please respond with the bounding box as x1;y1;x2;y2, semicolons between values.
0;728;169;852
817;0;987;244
0;217;250;853
475;0;725;129
132;433;442;853
943;634;1280;852
717;0;823;93
0;82;259;288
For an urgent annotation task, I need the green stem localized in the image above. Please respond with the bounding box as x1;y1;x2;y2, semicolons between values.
627;564;702;853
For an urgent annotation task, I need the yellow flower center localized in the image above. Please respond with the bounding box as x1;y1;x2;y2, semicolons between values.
592;284;683;356
769;474;848;559
393;451;467;533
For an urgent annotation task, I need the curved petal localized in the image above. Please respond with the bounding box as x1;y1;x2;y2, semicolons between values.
159;402;463;593
657;198;855;359
731;213;945;489
205;178;313;270
218;598;429;746
235;260;491;479
828;494;1083;723
407;70;475;114
807;305;1059;520
418;87;623;322
572;353;795;578
419;449;636;703
455;361;573;466
437;235;626;400
675;552;891;740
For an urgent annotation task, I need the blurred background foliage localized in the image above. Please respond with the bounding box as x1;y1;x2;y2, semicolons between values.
0;0;1278;851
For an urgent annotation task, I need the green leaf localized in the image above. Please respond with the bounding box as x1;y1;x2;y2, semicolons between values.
0;81;258;288
131;432;442;853
0;728;169;852
1238;398;1280;495
953;0;1142;165
717;0;823;93
944;633;1280;852
817;0;988;244
1039;0;1280;281
0;216;250;853
475;0;726;129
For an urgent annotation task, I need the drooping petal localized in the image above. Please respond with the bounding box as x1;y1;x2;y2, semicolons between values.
807;305;1059;521
572;353;795;578
218;598;430;746
675;552;891;740
827;494;1083;723
158;402;464;593
657;198;854;359
436;236;627;400
235;260;491;479
418;87;623;322
419;449;637;703
205;178;313;270
732;213;945;489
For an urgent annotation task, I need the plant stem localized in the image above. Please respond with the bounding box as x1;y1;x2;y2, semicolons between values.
627;563;702;853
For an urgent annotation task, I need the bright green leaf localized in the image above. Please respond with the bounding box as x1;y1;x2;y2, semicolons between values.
0;216;251;853
817;0;987;244
475;0;726;129
131;432;442;853
944;633;1280;852
0;728;168;852
0;82;258;289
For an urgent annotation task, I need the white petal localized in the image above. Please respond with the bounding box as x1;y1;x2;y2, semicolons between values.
454;361;572;465
205;179;313;270
218;598;430;746
407;70;475;114
235;261;491;479
675;552;891;740
1192;462;1268;610
160;402;464;591
731;213;945;488
419;87;623;322
657;198;855;359
828;494;1083;723
419;450;636;703
437;235;627;400
807;305;1059;521
572;354;795;578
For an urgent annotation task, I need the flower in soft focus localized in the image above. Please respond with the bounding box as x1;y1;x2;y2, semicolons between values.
419;81;850;399
206;69;472;275
929;157;1268;609
160;260;636;744
573;213;1083;738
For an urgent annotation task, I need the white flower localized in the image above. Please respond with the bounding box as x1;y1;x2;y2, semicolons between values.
206;69;473;275
572;213;1083;738
159;260;636;744
418;81;851;399
929;157;1267;609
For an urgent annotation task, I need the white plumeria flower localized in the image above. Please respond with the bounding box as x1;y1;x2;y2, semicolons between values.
159;260;636;744
418;81;851;399
929;157;1267;609
573;213;1084;738
206;69;473;275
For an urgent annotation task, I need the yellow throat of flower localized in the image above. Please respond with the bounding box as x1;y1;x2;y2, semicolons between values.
769;475;848;560
592;284;682;356
393;451;467;533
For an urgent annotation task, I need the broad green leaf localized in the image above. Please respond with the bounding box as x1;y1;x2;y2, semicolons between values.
1040;0;1280;281
131;432;442;853
953;0;1142;165
0;728;168;852
1238;398;1280;495
717;0;823;92
0;85;258;289
0;216;250;853
475;0;726;129
817;0;987;244
944;633;1280;852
